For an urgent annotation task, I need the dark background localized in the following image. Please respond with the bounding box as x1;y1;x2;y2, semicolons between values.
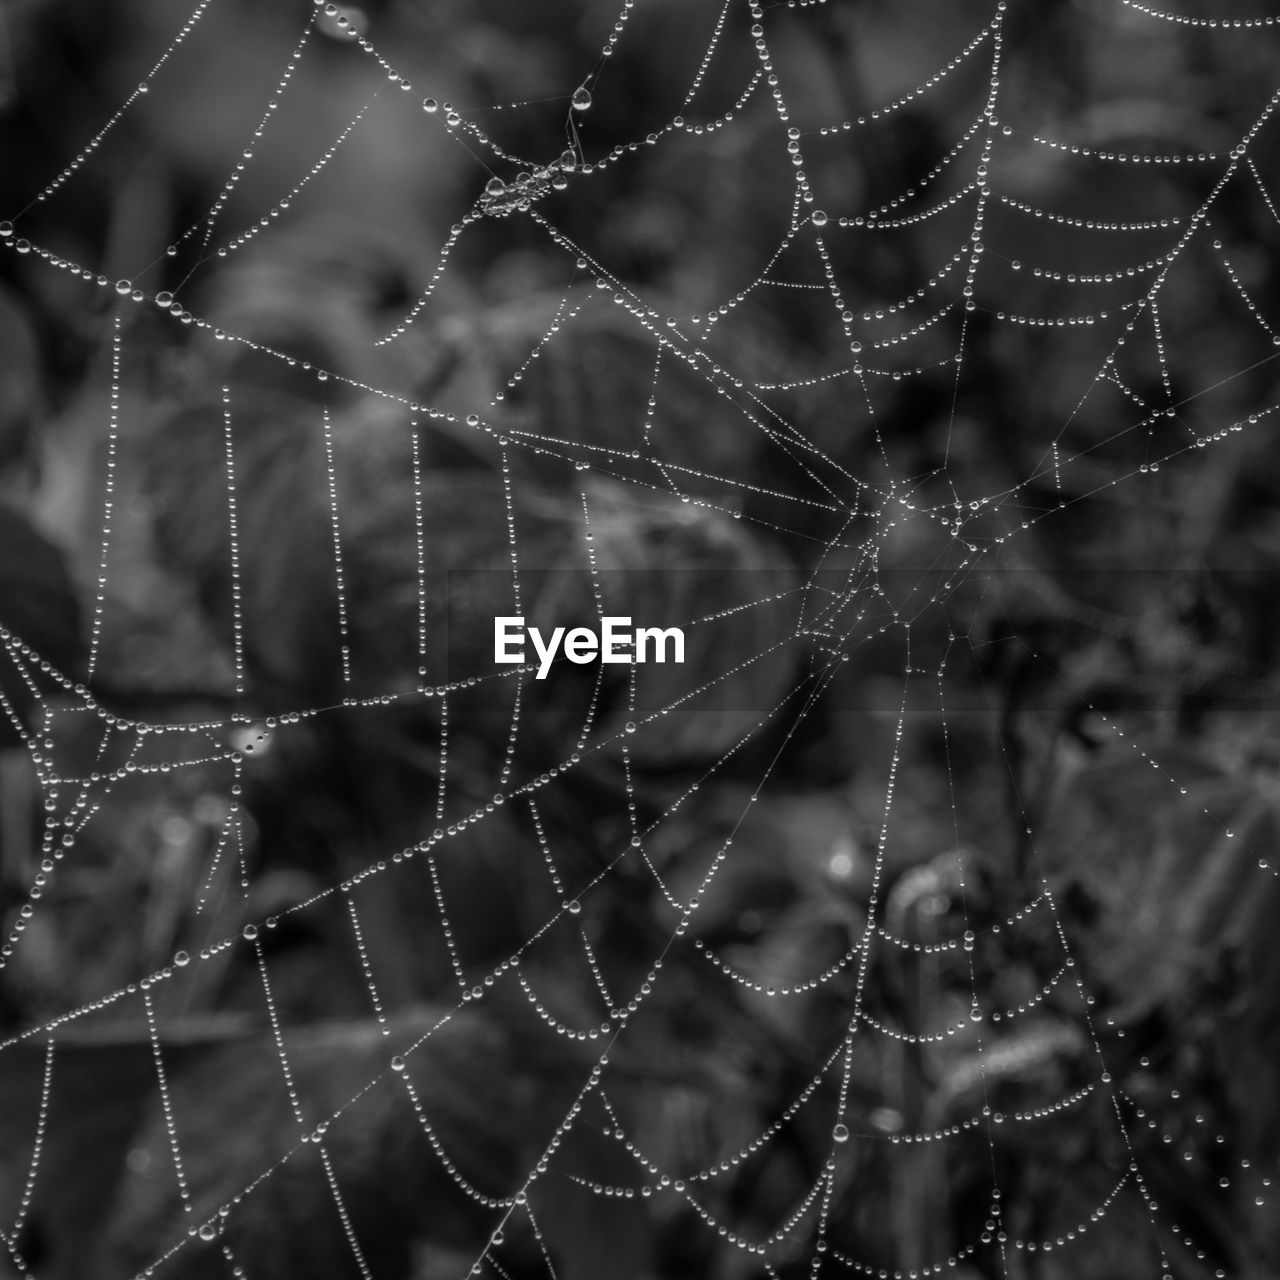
1;0;1280;1277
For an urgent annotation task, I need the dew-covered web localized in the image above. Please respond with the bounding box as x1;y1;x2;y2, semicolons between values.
2;0;1280;1277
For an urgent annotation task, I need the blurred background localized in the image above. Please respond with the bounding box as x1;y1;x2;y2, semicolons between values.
1;0;1280;1277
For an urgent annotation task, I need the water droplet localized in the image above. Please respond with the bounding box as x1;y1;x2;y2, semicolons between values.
242;924;259;941
572;87;593;111
174;950;190;967
0;221;12;238
390;1055;406;1071
624;721;636;734
811;209;829;228
198;1223;217;1242
833;1123;850;1143
484;177;507;197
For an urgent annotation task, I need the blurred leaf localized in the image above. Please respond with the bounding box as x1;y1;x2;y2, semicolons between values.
0;286;39;472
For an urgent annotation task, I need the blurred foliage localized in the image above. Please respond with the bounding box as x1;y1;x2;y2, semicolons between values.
1;0;1280;1278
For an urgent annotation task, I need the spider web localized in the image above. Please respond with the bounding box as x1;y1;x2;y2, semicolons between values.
1;0;1279;1277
